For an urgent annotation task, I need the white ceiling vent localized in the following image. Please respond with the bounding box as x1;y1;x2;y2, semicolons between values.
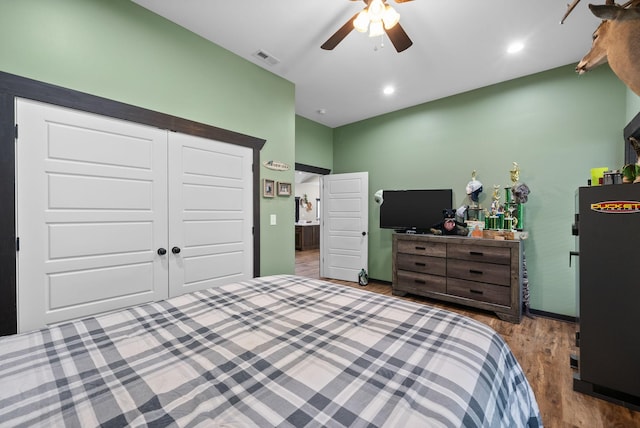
252;50;280;66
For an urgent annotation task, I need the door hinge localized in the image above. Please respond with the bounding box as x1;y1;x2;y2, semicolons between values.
252;226;255;235
16;237;19;252
14;124;18;139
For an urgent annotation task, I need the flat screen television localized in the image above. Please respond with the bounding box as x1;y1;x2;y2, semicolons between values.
379;189;453;233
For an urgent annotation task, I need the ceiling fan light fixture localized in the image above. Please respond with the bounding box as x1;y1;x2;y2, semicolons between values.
369;20;384;37
354;10;370;33
322;0;413;52
368;0;385;20
382;5;400;30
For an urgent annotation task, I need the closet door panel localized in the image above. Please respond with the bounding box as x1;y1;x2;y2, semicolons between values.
47;121;153;168
48;222;153;259
168;133;253;297
183;220;243;248
183;253;244;285
48;263;154;310
48;174;153;209
16;98;169;333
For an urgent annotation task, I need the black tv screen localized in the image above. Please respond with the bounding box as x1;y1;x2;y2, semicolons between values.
379;189;453;232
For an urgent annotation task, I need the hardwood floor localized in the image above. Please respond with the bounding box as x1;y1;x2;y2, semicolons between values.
295;249;640;427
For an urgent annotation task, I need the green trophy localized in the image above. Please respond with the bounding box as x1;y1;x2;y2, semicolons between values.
509;162;530;230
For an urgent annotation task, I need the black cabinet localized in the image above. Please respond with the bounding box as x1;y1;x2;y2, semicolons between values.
573;185;640;411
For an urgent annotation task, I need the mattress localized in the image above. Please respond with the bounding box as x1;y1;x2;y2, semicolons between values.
0;275;542;427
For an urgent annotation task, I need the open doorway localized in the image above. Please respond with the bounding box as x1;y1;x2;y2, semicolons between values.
294;163;329;279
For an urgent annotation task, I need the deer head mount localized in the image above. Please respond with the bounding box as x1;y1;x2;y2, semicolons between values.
563;0;640;97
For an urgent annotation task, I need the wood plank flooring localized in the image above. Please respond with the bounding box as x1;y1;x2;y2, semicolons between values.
295;249;640;427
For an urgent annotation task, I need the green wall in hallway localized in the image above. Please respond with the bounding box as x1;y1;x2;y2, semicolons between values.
295;116;333;171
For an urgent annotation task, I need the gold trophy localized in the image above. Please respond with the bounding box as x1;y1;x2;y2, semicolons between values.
508;161;527;230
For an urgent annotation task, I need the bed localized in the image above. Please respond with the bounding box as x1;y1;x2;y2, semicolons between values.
0;275;542;427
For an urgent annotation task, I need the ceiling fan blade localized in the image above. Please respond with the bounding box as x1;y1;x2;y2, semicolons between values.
385;22;413;52
321;12;359;50
393;0;414;3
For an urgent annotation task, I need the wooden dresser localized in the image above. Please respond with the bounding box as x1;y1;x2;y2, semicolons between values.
392;233;522;323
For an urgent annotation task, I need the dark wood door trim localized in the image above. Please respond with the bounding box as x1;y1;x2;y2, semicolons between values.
294;163;331;175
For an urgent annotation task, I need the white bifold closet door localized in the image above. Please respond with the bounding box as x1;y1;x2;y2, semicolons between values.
167;132;253;297
16;98;253;333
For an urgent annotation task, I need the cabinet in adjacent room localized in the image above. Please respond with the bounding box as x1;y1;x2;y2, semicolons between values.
295;224;320;250
392;233;522;323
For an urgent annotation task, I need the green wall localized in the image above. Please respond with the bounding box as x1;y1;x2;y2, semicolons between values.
0;0;296;275
2;1;633;316
331;64;627;316
627;87;640;122
295;115;333;171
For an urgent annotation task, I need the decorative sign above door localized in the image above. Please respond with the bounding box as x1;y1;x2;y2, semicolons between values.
263;160;290;171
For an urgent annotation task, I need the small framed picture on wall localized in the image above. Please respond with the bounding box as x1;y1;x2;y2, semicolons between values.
263;179;275;198
277;182;291;196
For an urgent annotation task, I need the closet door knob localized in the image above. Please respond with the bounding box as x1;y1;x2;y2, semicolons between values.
172;246;181;254
157;248;167;256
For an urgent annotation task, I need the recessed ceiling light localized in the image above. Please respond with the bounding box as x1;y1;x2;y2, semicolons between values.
317;109;327;115
383;86;395;95
507;42;524;54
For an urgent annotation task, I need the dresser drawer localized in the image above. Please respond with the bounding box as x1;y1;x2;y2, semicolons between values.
397;239;446;257
397;254;446;276
396;270;447;294
447;244;511;265
446;259;511;286
447;278;511;306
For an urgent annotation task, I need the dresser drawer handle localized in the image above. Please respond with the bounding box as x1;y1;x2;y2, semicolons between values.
414;279;426;284
470;251;484;256
415;262;426;267
470;289;484;295
415;246;426;250
469;269;483;275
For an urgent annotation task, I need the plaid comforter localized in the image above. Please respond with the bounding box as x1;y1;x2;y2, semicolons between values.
0;275;542;427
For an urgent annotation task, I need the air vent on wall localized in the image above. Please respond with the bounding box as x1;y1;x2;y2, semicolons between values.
252;49;280;66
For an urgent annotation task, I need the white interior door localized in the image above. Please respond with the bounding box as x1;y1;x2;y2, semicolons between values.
167;133;253;297
16;98;169;333
320;172;368;282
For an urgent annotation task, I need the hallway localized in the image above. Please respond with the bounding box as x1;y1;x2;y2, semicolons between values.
294;249;320;279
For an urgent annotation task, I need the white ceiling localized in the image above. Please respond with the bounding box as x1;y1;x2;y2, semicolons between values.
132;0;601;128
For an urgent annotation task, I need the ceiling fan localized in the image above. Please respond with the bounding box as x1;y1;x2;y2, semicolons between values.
321;0;414;52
